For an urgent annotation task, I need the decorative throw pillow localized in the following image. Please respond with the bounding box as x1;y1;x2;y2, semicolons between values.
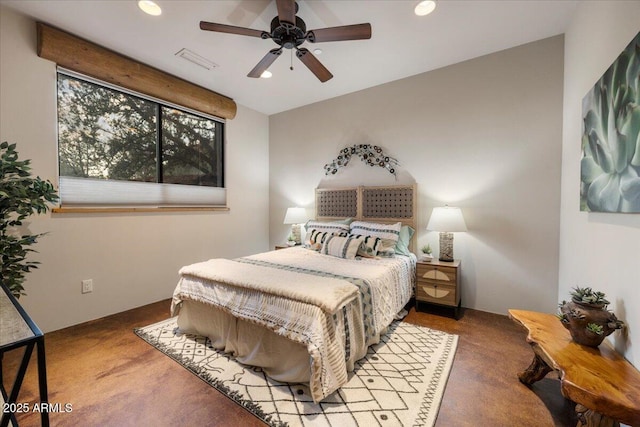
320;235;362;259
306;229;329;250
303;220;350;247
394;225;415;256
349;220;402;255
306;228;348;251
377;247;397;258
349;233;382;257
304;220;351;234
350;221;402;242
304;220;349;251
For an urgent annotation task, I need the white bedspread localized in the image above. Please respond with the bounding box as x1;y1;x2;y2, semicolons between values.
179;258;358;313
243;248;414;341
171;246;415;402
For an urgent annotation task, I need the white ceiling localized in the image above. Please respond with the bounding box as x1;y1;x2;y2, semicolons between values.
1;0;578;116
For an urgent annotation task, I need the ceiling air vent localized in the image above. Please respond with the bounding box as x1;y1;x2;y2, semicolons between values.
175;48;218;71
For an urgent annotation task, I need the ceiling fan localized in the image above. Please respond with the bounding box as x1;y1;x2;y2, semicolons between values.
199;0;372;82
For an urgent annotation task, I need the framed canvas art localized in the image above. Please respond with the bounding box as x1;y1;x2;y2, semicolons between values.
580;31;640;213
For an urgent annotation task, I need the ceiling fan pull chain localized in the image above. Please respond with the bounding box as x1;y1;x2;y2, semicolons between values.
290;49;294;71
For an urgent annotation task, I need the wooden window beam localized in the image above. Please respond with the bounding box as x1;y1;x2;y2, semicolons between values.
36;22;237;120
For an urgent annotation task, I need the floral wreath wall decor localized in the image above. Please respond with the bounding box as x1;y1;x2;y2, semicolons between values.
324;144;399;176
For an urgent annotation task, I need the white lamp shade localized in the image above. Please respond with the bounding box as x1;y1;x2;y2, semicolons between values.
427;206;467;232
283;207;309;224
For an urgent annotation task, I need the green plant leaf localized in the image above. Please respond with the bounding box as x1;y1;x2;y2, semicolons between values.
580;156;603;184
0;141;58;297
588;130;614;173
587;172;620;211
620;167;640;204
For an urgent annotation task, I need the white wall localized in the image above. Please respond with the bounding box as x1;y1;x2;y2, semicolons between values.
0;6;270;332
270;36;564;315
560;1;640;364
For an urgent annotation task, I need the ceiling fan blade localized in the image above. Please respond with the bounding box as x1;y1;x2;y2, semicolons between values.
306;23;372;43
200;21;268;38
248;48;283;78
275;0;296;27
296;48;333;82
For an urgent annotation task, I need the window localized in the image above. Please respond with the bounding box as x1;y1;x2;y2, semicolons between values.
56;71;225;207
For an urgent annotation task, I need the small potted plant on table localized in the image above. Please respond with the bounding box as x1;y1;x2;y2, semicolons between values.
557;286;624;347
420;244;433;262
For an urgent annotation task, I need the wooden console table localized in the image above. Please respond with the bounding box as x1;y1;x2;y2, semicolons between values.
0;283;49;427
509;309;640;427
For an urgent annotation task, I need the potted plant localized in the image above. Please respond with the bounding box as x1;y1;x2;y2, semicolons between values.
557;286;624;347
420;244;433;261
0;142;58;297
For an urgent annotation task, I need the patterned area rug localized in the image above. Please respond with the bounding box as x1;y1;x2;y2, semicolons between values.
135;318;458;427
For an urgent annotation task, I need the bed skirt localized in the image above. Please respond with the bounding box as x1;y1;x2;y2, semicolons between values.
174;297;395;389
176;299;313;382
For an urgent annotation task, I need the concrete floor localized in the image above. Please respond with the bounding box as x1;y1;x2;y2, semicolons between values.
3;300;577;426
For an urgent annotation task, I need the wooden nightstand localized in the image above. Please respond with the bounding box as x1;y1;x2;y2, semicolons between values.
415;259;461;319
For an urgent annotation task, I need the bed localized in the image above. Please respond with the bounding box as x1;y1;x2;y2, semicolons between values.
171;184;417;402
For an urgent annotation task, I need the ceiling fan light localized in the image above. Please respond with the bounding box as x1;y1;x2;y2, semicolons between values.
260;70;273;79
138;0;162;16
414;0;436;16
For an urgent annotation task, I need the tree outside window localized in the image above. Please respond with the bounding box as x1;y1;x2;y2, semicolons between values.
57;73;223;190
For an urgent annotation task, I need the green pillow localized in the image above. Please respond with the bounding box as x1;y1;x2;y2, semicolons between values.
394;225;414;256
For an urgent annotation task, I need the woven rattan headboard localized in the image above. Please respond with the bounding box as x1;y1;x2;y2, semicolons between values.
315;184;417;250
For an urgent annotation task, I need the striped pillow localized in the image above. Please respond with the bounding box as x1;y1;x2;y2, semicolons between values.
306;229;348;251
321;235;362;259
350;221;402;256
350;221;402;241
305;220;350;234
349;233;382;257
304;220;351;249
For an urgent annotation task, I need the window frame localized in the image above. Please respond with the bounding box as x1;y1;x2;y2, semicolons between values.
55;68;227;211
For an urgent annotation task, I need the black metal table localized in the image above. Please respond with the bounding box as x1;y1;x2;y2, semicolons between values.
0;283;49;427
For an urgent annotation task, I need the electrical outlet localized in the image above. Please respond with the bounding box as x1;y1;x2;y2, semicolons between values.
81;279;93;294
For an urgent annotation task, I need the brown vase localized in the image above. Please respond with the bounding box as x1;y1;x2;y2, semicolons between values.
558;300;622;348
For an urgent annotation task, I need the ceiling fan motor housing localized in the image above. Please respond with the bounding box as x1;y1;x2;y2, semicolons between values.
270;16;306;49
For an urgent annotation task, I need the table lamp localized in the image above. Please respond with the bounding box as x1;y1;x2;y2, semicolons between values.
427;206;467;261
283;207;308;245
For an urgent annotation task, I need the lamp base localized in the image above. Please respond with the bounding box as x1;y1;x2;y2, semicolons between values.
439;232;454;262
291;224;302;244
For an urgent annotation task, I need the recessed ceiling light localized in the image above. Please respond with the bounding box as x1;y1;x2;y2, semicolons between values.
414;0;436;16
138;0;162;16
313;48;323;55
260;70;272;79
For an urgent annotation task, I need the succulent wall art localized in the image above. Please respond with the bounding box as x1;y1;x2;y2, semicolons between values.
580;30;640;212
324;144;398;176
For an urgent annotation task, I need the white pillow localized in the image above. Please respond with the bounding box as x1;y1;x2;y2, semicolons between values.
350;221;402;241
304;220;350;249
321;235;362;259
305;220;350;234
